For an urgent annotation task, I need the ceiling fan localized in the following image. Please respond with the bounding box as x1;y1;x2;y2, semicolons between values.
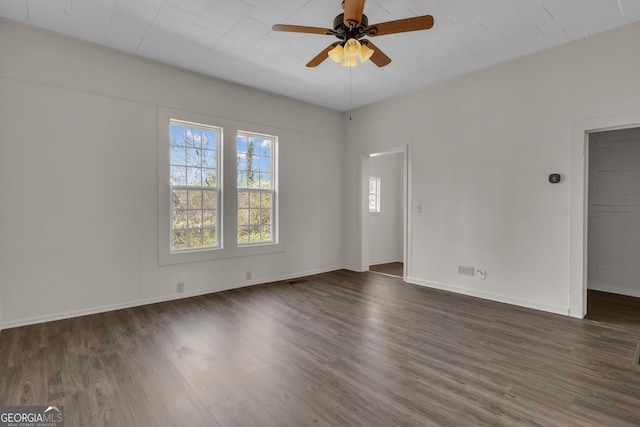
272;0;434;68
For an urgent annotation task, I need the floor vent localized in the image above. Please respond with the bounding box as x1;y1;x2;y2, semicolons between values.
458;265;475;277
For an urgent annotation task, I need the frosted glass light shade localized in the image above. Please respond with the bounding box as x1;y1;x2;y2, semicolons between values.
359;43;374;62
344;38;361;58
343;56;358;67
328;44;344;63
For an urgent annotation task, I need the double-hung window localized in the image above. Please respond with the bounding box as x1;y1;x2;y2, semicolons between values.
237;131;276;245
169;120;221;252
159;107;281;265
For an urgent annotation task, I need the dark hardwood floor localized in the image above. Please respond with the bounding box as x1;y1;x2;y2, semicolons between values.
369;262;403;278
2;270;640;426
586;289;640;330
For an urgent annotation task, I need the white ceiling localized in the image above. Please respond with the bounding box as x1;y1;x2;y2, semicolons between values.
2;0;640;111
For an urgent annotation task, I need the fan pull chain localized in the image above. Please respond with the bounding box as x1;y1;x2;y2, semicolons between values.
349;65;352;121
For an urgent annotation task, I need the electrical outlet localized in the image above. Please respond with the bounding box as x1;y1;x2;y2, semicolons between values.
177;282;185;293
476;270;486;280
246;271;252;280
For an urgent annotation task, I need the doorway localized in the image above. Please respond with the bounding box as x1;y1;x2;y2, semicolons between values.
570;111;640;319
360;146;409;280
586;127;640;329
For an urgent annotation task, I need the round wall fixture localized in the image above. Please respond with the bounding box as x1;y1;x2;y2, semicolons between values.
549;173;561;184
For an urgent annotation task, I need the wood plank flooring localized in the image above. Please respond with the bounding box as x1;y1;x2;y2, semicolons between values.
586;289;640;330
369;262;403;278
2;270;640;426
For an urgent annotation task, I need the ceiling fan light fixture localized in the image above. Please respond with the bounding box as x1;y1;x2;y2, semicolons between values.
344;38;361;57
343;56;358;67
359;43;374;62
328;44;344;63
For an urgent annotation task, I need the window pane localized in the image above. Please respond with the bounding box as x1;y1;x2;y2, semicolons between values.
203;228;216;247
249;192;261;208
259;157;271;172
203;169;217;187
237;173;248;188
186;148;201;167
188;210;203;228
170;125;187;146
238;190;249;208
203;191;217;209
188;229;203;248
260;173;271;189
170;144;185;164
203;210;216;227
170;166;186;186
249;225;260;242
172;189;187;209
250;209;260;225
202;130;218;150
261;225;271;241
186;167;202;186
238;226;249;243
172;230;187;250
259;140;271;156
172;210;187;229
188;190;202;209
260;209;271;225
202;149;216;168
238;209;249;225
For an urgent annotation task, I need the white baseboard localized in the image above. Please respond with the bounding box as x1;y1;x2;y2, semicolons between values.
0;266;342;331
406;277;570;316
588;281;640;298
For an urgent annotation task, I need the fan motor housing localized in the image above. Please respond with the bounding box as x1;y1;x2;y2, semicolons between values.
333;13;368;41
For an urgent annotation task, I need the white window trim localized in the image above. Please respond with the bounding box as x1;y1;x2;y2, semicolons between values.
237;130;278;247
169;119;222;253
158;107;283;265
369;176;381;213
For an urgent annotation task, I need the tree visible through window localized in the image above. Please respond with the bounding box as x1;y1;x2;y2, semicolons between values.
169;120;221;251
237;132;276;245
369;176;381;213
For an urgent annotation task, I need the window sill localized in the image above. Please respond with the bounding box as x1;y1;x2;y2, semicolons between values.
160;242;283;265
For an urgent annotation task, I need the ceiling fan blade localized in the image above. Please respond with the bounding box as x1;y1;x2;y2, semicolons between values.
306;43;340;67
366;15;434;37
272;24;336;35
361;40;391;67
343;0;366;28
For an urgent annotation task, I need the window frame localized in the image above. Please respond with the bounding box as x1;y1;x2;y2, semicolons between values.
158;107;283;265
236;130;278;247
169;119;222;253
369;176;381;213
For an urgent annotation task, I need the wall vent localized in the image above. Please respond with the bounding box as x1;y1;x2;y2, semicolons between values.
458;266;475;277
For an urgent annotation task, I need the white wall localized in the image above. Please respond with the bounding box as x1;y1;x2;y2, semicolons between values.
368;153;403;265
344;22;640;316
0;20;345;329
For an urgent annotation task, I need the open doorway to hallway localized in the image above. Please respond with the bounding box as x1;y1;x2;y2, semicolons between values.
367;150;405;279
586;127;640;330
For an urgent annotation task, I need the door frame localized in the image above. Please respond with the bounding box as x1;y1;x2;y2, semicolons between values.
360;145;411;280
570;111;640;318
